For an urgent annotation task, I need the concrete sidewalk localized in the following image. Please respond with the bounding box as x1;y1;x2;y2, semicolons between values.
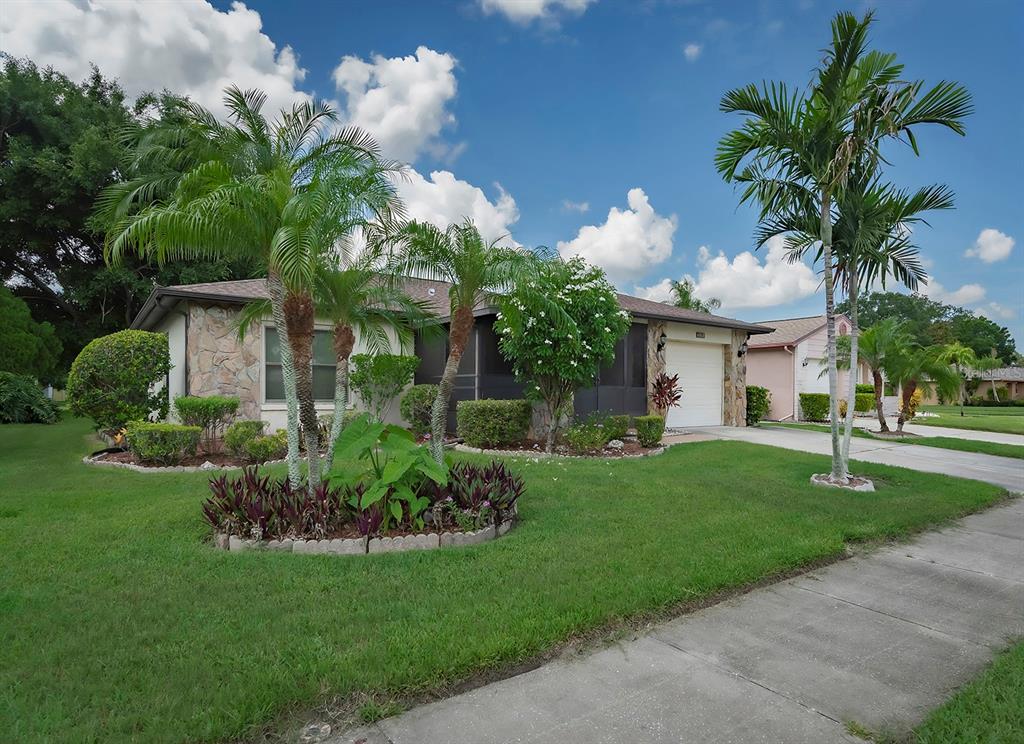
336;499;1023;744
695;424;1024;493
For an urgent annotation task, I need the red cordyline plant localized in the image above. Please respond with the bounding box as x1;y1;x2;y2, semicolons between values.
650;372;682;417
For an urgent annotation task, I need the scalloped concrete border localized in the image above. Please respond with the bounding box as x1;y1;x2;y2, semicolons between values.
214;512;517;556
453;443;666;460
82;453;287;473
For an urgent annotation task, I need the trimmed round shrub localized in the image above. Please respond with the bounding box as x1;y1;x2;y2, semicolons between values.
634;415;665;448
854;393;874;413
125;421;201;465
173;395;239;447
0;372;61;424
243;431;287;463
746;385;771;426
67;330;171;431
602;414;631;442
224;419;266;457
564;422;607;454
799;393;831;422
400;384;438;438
457;398;532;449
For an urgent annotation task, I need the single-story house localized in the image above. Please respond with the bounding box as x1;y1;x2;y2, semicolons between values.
745;314;868;421
130;278;772;431
973;366;1024;401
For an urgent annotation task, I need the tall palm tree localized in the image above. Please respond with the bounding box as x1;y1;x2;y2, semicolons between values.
835;319;913;432
716;10;971;483
98;86;404;489
376;219;538;462
884;345;960;433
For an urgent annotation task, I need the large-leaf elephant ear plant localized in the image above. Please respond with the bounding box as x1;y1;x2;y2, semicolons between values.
374;219;543;463
715;9;971;485
97;85;405;492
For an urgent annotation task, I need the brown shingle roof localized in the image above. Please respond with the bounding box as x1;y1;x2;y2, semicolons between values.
748;315;833;348
978;366;1024;382
131;277;771;334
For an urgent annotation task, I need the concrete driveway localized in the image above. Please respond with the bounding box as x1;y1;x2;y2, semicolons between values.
690;424;1024;493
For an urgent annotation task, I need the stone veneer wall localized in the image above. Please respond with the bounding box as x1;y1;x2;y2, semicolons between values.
645;320;667;415
186;302;262;419
723;330;748;426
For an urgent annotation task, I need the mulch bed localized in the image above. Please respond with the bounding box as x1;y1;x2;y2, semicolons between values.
95;448;249;468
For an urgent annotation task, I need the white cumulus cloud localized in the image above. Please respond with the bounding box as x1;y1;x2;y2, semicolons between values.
685;236;820;309
983;302;1017;321
921;280;987;306
556;188;677;286
964;228;1015;263
333;46;459;164
1;0;311;118
479;0;595;24
561;199;590;213
683;43;702;61
397;170;520;246
632;278;676;303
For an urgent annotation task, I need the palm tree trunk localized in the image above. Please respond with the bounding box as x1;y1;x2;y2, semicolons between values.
283;290;321;489
267;272;302;487
820;190;847;482
897;379;918;434
872;369;888;432
430;306;474;463
322;323;355;474
841;264;859;465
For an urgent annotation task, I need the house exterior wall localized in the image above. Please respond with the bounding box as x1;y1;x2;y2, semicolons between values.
186;303;262;420
974;379;1024;401
723;330;747;426
746;347;795;420
153;303;188;419
794;327;850;419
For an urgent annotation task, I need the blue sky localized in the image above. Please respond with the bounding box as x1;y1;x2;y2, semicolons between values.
6;0;1021;340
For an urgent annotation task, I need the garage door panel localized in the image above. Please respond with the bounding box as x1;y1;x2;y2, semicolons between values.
664;341;724;427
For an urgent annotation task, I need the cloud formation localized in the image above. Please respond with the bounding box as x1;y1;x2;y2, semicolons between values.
683;43;703;61
333;46;459;163
479;0;595;24
632;278;676;303
921;279;987;305
964;228;1015;263
556;188;677;285
397;170;520;245
561;199;590;213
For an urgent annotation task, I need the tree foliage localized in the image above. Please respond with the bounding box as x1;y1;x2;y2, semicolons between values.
670;279;720;314
0;287;62;384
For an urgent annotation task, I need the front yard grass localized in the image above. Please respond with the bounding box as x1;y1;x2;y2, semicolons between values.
914;640;1024;743
916;404;1024;435
0;418;1009;743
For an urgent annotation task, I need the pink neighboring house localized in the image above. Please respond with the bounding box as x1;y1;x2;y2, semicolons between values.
746;314;857;421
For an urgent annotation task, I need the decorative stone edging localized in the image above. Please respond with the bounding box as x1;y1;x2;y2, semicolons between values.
453;443;666;460
82;452;287;473
214;513;517;556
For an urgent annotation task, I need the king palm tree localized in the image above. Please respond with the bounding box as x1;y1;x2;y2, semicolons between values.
375;219;539;462
99;86;404;490
885;345;960;434
716;10;971;483
835;319;913;432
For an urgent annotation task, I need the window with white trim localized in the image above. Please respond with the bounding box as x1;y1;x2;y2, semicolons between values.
264;327;336;402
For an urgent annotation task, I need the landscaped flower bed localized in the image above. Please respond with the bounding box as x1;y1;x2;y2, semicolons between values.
203;461;524;555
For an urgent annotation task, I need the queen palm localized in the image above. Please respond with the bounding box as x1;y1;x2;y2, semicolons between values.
835;319;913;432
99;86;403;489
376;219;538;462
884;345;960;434
716;10;971;483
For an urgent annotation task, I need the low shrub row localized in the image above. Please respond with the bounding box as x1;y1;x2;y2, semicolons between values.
124;422;202;466
966;397;1024;407
457;398;532;448
634;415;665;447
173;395;239;448
0;372;61;424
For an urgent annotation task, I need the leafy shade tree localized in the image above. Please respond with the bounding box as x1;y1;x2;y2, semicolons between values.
670;279;721;314
0;288;62;384
716;10;971;484
835;318;913;432
380;219;539;462
495;256;630;453
885;345;960;434
100;87;403;490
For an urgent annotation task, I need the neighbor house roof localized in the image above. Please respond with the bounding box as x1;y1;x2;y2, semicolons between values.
977;366;1024;382
747;314;850;349
131;277;772;335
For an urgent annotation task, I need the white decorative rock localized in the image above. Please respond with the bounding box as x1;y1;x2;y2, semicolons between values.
292;540;313;554
423;533;440;549
327;537;365;555
200;460;217;470
214;533;229;550
439;532;456;547
810;473;876;492
228;535;247;552
605;439;625;450
497;518;515;536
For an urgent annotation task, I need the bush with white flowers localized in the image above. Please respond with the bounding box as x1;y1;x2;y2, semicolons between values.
495;256;630;452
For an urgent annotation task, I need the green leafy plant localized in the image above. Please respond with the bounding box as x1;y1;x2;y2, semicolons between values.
799;393;831;422
223;420;266;458
0;372;61;424
332;413;448;530
0;287;62;385
349;354;420;422
855;383;874;395
603;414;631;442
456;399;532;449
634;415;665;448
746;385;771;426
243;431;287;464
67;330;171;431
124;421;201;465
173;395;239;450
400;384;438;438
564;421;608;454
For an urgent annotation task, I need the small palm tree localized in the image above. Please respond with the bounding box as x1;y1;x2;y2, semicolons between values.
717;10;971;483
938;342;982;415
376;219;538;462
836;319;913;432
670;279;721;314
885;345;960;433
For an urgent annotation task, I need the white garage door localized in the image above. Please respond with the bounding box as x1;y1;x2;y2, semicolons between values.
664;341;724;427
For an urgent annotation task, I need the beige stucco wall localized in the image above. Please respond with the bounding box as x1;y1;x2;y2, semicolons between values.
747;347;795;420
153;302;188;419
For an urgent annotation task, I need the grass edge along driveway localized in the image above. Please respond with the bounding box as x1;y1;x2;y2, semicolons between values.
915;404;1024;436
0;418;1010;744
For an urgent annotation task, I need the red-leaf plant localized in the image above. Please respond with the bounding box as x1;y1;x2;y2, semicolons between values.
650;372;682;417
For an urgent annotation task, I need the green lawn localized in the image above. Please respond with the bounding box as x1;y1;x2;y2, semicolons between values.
0;419;1009;744
763;422;1024;459
915;405;1024;435
914;641;1024;743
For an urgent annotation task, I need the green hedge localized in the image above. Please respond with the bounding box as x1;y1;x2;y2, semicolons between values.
0;372;61;424
854;393;874;412
634;415;665;447
125;421;201;465
173;395;239;446
799;393;830;422
602;414;631;442
456;399;532;449
400;384;438;438
243;431;287;463
224;420;266;457
746;385;771;426
855;383;874;395
565;422;608;454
